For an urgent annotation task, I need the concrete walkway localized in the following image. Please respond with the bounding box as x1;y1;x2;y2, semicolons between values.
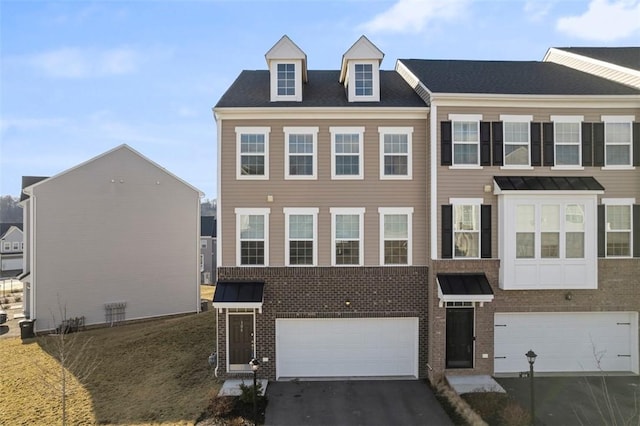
218;379;268;396
446;374;506;394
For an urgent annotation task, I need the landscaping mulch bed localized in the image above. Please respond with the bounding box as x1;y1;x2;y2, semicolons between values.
462;392;531;426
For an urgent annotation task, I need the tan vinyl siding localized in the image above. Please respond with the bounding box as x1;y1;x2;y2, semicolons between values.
435;106;640;258
220;117;428;267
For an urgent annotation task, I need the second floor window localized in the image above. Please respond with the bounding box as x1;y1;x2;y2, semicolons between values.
2;242;10;251
331;208;364;266
453;120;479;165
605;203;632;257
236;127;270;179
379;127;412;179
379;208;413;265
331;127;364;179
502;116;531;167
603;117;633;167
454;203;480;258
284;208;318;266
236;208;270;266
284;127;317;179
554;121;581;166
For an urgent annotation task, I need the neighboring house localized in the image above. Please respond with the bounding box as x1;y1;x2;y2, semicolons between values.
20;145;203;332
213;36;640;382
397;50;640;378
0;223;23;278
213;35;429;380
201;216;217;284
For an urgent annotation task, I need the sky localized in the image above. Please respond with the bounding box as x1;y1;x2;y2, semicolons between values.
1;0;639;200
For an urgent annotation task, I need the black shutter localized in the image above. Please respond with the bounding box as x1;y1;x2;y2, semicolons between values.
441;121;452;166
542;122;554;166
598;204;605;258
492;122;503;166
481;205;492;258
442;205;453;259
531;122;541;166
634;205;640;258
633;123;640;167
593;122;605;167
582;122;593;167
480;121;491;166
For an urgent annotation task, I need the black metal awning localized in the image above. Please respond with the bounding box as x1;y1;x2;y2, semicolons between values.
493;176;604;192
213;281;264;312
437;273;494;305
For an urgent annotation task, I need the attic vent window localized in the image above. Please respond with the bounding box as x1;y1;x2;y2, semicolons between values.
105;301;126;326
355;63;373;96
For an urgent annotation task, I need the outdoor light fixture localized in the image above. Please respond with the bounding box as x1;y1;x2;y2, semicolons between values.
345;300;351;307
525;350;537;425
249;358;260;426
565;292;573;301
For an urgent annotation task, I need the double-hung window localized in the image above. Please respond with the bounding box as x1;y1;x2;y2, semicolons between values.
284;127;317;179
603;199;633;257
236;127;270;179
331;127;364;179
450;115;481;166
2;242;10;251
502;115;532;167
379;127;412;179
552;116;582;167
602;116;633;167
331;208;365;266
379;207;413;265
235;208;270;266
452;200;481;258
284;208;318;266
277;63;295;96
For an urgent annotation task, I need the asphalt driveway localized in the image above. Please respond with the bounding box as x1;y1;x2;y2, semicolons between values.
496;376;640;425
264;380;453;426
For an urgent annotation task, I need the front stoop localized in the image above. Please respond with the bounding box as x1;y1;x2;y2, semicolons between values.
218;379;269;396
446;375;506;394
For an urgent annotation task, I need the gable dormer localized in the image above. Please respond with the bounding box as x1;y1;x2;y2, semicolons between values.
340;35;384;103
265;35;307;102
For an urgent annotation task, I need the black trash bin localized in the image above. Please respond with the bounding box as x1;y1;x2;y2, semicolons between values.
19;319;35;339
0;310;7;324
200;299;209;312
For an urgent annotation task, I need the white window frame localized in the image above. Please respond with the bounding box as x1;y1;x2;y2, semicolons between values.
270;60;302;102
501;115;533;169
498;194;598;290
2;242;10;251
236;127;270;180
379;127;413;180
284;207;319;267
602;198;635;258
551;115;584;169
450;198;483;260
284;127;318;180
449;114;482;168
330;127;365;180
201;239;207;249
378;207;413;266
200;254;205;272
235;208;270;267
331;207;365;266
347;60;379;102
602;115;635;169
12;242;19;250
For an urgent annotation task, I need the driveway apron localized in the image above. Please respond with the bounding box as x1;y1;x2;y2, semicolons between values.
264;380;453;426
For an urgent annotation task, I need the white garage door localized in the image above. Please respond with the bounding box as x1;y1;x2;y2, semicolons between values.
495;312;638;374
276;318;419;379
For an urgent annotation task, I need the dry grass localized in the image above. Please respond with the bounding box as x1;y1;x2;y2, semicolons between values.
200;285;215;302
0;286;219;425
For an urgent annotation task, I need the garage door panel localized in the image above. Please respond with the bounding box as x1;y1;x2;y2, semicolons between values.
495;312;638;374
276;318;418;379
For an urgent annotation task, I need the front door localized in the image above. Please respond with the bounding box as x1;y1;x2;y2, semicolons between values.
446;308;474;368
229;314;254;369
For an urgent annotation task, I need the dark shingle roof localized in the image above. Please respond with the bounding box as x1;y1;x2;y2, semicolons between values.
213;281;264;303
20;176;48;201
437;274;494;296
215;70;426;108
494;176;605;191
0;223;23;237
201;216;216;238
399;59;640;95
556;47;640;71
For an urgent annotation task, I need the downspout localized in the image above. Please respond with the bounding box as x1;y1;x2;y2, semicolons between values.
214;308;219;377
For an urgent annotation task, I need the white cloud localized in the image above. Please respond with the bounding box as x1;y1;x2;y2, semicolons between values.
556;0;640;41
524;1;553;22
28;47;139;78
359;0;470;34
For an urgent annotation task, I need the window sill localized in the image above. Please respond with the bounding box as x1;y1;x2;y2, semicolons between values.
379;175;412;180
284;175;317;180
331;176;364;180
551;166;584;171
236;175;269;181
602;256;634;259
601;166;636;171
499;166;534;170
448;165;483;170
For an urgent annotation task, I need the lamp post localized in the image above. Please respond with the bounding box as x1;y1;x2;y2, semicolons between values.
249;358;260;426
526;350;537;425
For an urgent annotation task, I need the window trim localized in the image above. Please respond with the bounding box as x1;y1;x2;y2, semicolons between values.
602;198;635;258
449;114;482;168
201;239;208;249
330;207;365;266
347;60;379;102
236;127;270;180
601;115;635;169
330;127;365;180
379;127;413;180
284;207;319;267
284;127;318;180
450;198;483;260
550;115;584;170
270;60;302;102
500;114;533;169
235;208;270;267
378;207;413;266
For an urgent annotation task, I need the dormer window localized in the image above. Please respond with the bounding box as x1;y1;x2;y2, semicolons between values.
265;36;307;102
340;36;384;103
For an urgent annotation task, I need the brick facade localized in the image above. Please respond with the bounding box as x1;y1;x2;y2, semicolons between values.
216;266;429;380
